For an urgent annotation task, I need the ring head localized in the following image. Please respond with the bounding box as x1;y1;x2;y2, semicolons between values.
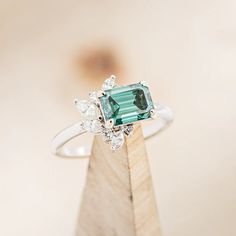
52;75;173;156
70;76;159;151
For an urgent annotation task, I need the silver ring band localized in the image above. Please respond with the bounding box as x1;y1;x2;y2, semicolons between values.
51;104;173;158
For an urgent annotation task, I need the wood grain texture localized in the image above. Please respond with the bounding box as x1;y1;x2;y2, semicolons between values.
77;124;161;236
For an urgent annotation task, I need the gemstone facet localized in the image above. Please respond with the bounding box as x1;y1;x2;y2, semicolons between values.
99;83;154;126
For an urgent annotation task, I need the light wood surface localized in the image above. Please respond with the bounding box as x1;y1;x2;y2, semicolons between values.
77;124;161;236
1;1;236;235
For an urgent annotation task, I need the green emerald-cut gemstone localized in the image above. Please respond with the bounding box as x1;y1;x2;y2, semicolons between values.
99;83;154;126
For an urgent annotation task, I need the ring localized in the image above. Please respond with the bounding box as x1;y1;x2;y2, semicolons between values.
51;75;173;157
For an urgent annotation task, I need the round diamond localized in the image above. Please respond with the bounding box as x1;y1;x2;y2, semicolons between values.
111;132;124;150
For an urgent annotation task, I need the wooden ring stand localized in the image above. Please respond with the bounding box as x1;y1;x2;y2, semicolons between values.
77;124;161;236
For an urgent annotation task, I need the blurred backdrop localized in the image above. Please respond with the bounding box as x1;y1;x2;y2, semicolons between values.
0;0;236;236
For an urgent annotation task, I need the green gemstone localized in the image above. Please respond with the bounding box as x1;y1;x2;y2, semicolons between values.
99;83;154;126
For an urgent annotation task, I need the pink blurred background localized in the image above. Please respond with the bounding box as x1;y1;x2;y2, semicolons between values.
0;0;236;235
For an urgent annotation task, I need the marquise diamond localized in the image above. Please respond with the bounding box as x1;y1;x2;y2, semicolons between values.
85;104;101;120
111;132;124;150
75;100;90;113
102;75;116;91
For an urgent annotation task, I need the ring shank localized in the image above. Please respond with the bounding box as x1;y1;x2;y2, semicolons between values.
51;104;173;158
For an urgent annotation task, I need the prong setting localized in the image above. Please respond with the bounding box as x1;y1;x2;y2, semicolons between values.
97;90;106;98
73;98;78;105
150;109;157;119
110;74;116;80
139;81;149;87
105;119;115;129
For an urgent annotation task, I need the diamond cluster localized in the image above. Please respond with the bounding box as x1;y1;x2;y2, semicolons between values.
74;75;134;150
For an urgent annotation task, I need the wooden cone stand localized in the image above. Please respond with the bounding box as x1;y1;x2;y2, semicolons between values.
77;124;161;236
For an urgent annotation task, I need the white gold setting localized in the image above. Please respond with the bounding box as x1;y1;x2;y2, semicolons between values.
51;75;173;157
72;75;132;150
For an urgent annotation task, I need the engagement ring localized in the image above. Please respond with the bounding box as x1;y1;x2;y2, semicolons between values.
51;75;173;157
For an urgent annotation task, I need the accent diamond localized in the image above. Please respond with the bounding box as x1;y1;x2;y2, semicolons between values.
85;104;101;120
89;91;97;102
111;132;124;150
90;120;102;134
75;100;90;113
102;129;113;142
102;75;116;91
